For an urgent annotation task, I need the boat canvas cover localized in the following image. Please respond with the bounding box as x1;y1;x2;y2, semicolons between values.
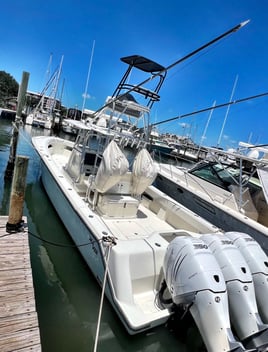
257;165;268;204
94;140;129;193
132;148;157;195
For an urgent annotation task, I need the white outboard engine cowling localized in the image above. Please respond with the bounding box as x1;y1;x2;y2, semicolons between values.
163;236;245;352
226;232;268;324
202;233;268;351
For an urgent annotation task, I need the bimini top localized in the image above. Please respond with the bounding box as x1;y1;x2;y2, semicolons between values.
120;55;165;74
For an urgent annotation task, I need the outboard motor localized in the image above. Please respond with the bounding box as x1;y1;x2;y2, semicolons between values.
162;236;245;352
202;233;268;351
226;232;268;323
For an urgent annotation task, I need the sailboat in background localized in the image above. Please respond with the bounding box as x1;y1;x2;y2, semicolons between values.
26;55;64;129
61;41;95;135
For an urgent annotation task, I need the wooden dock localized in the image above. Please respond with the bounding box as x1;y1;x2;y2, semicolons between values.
0;216;41;352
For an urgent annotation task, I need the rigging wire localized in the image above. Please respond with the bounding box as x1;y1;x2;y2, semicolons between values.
151;91;268;128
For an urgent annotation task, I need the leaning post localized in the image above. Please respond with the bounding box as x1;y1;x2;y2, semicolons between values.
6;155;29;233
4;71;30;179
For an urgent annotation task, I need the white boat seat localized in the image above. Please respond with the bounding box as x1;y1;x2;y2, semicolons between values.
107;172;133;195
96;194;139;218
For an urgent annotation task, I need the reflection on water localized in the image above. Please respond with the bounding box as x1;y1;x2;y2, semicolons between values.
0;120;202;352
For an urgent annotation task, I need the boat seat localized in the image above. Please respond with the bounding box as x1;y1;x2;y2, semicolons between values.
107;172;133;195
96;194;139;218
95;172;139;217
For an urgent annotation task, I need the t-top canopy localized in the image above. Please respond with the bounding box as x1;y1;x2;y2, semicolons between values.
120;55;165;73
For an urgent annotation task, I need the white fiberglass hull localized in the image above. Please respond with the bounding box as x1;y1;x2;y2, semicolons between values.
40;161;172;333
33;135;268;351
155;166;268;253
34;137;172;334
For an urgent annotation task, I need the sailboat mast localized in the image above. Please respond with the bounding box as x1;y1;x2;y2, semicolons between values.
198;100;216;151
48;55;64;114
216;74;239;147
81;40;95;119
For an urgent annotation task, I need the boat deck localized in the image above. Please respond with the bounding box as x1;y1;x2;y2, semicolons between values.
103;203;174;240
0;216;41;352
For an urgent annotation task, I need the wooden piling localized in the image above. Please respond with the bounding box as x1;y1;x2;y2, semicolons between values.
6;155;29;233
5;71;29;179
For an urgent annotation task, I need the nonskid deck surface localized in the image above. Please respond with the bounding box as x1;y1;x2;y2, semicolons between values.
102;204;174;240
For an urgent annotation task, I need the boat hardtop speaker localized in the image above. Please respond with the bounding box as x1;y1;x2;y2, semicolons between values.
226;232;268;324
202;233;268;351
163;235;246;352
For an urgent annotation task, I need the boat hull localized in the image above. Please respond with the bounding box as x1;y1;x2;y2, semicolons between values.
39;159;170;334
155;173;268;254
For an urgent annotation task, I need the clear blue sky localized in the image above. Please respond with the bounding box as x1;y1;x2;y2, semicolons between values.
1;1;268;149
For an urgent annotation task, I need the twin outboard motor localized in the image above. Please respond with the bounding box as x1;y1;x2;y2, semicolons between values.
162;236;246;352
162;233;268;352
202;233;268;351
225;232;268;324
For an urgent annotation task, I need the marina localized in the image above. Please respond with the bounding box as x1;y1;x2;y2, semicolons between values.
29;49;268;350
0;120;191;351
3;118;268;352
3;0;268;350
1;97;266;351
1;20;268;352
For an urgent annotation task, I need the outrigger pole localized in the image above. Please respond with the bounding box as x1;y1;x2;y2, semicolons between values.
151;90;268;127
163;19;249;72
92;19;250;117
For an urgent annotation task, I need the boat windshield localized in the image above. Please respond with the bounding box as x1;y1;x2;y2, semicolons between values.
190;163;237;189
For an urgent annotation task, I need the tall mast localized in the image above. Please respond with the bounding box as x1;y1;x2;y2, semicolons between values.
199;100;216;151
81;40;95;119
216;74;239;147
49;55;64;113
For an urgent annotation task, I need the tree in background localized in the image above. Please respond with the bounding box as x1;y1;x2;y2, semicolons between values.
0;71;19;108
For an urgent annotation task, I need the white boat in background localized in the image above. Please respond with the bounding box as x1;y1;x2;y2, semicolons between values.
155;144;268;253
26;56;63;129
148;128;175;157
32;52;268;352
26;109;54;129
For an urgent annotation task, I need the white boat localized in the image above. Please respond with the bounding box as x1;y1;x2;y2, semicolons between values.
32;54;268;352
155;145;268;253
26;56;63;129
148;128;175;156
26;109;54;129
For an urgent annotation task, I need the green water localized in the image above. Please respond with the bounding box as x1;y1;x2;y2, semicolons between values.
0;120;204;352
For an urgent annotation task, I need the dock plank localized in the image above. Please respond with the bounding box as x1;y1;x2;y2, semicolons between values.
0;216;41;351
